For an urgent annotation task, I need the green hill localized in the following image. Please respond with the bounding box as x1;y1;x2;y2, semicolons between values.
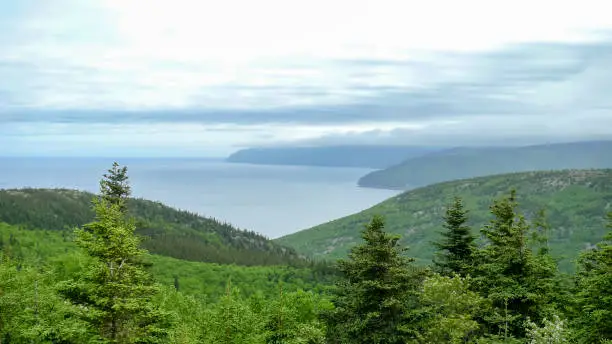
0;222;335;301
0;188;308;267
277;169;612;272
358;140;612;190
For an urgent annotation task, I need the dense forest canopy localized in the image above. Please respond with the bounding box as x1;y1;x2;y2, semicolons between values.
0;187;314;267
279;168;612;272
1;162;611;343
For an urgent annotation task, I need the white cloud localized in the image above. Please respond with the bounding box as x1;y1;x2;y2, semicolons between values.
0;121;429;156
3;0;612;110
2;0;612;156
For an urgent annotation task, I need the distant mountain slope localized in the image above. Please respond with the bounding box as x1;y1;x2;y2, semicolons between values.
227;145;442;168
358;141;612;190
0;222;336;300
277;169;612;272
0;188;307;267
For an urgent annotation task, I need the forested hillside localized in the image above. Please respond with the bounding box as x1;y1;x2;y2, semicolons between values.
279;169;612;271
0;222;335;301
0;188;308;267
1;162;611;342
358;140;612;189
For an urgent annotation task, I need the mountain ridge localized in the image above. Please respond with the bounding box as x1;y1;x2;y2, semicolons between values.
226;145;443;168
277;168;612;272
358;140;612;190
0;187;310;267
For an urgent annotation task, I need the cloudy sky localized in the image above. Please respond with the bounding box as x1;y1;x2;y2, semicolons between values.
2;0;612;157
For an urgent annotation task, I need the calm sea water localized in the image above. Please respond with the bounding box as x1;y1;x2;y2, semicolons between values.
0;158;399;238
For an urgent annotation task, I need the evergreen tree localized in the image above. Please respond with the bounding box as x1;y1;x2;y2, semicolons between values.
59;163;171;343
433;196;476;277
472;190;558;339
100;162;131;212
574;211;612;343
324;215;421;344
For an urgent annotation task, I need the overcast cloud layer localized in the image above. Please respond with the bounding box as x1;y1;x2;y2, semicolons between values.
2;0;612;156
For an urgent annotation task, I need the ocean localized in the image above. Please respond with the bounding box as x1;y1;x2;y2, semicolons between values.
0;158;399;238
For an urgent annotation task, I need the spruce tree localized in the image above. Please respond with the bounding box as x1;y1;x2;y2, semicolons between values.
472;190;558;339
59;163;171;343
100;162;131;212
324;215;421;344
574;211;612;343
433;196;476;277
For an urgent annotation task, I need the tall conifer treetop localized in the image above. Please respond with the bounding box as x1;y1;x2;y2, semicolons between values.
325;215;421;344
433;196;476;277
59;162;171;343
472;189;558;339
100;162;131;212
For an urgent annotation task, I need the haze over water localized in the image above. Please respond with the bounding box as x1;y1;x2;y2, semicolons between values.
0;158;399;238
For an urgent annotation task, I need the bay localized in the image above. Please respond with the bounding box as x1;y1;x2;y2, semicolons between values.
0;157;399;238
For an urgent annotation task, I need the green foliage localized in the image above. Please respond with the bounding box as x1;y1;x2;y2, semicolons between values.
200;284;265;344
573;211;612;343
325;215;423;344
410;273;488;344
0;255;91;343
358;141;612;189
278;169;612;272
262;287;331;344
153;282;331;344
433;196;476;277
525;314;572;344
0;221;335;305
0;188;312;267
153;285;206;344
472;190;559;338
4;160;612;343
100;162;132;211
57;164;172;343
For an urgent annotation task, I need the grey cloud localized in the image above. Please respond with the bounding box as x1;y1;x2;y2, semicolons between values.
287;113;612;147
2;34;612;132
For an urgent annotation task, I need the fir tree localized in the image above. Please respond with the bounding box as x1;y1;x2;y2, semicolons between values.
574;211;612;343
100;162;131;212
472;190;558;339
433;196;476;277
59;163;171;343
324;215;422;344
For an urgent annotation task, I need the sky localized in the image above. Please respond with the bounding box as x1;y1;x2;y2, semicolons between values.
1;0;612;157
